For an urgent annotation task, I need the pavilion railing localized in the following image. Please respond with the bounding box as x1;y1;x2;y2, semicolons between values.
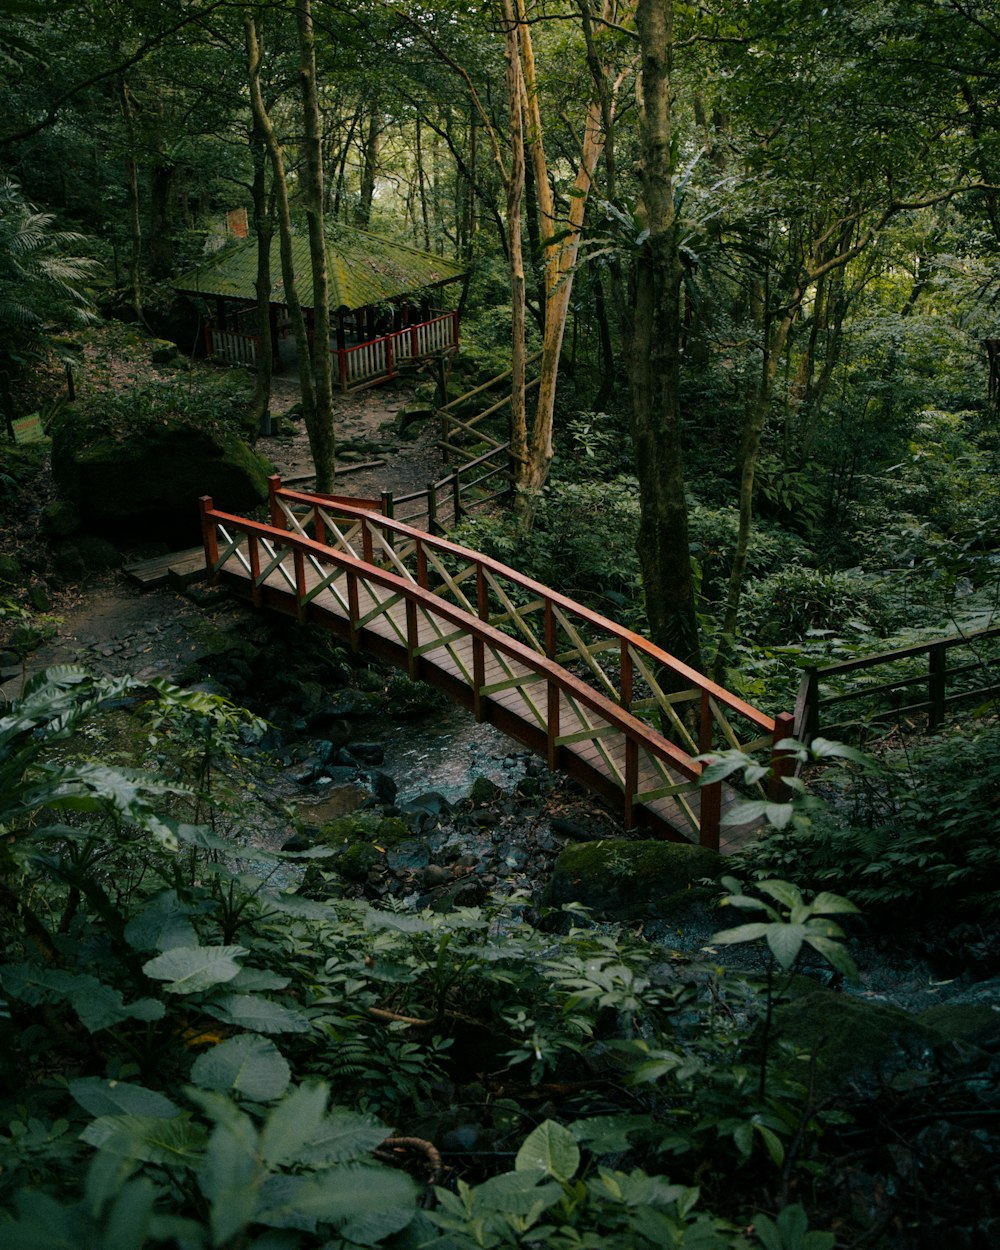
204;325;259;368
338;312;459;390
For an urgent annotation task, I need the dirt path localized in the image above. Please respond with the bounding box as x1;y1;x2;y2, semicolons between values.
1;379;445;707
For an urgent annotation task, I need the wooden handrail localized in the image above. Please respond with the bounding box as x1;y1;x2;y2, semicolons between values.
201;502;702;783
271;485;777;734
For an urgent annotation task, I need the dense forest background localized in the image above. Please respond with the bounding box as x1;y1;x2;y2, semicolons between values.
1;1;999;1247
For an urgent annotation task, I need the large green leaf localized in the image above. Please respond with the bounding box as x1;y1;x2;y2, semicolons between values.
190;1035;291;1103
471;1169;562;1216
142;946;248;995
198;1103;261;1247
257;1166;417;1241
69;1079;180;1120
124;891;199;953
81;1114;207;1167
765;923;806;969
514;1119;580;1181
259;1083;329;1168
296;1107;391;1166
204;994;311;1034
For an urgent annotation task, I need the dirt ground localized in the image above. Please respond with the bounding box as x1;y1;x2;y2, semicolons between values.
0;377;444;708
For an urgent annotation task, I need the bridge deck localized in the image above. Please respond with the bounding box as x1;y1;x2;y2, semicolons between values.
212;529;762;854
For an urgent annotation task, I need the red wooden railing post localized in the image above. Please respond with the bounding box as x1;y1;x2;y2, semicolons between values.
386;335;394;379
477;564;489;622
620;641;633;710
416;537;428;589
248;535;262;608
698;689;720;850
267;475;284;529
624;737;638;829
768;711;797;800
544;599;556;660
199;496;218;582
699;778;721;851
406;598;419;678
547;680;560;770
338;347;348;390
472;636;485;721
347;569;360;650
294;550;306;623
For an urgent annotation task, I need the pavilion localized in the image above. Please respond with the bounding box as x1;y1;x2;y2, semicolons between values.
173;224;466;390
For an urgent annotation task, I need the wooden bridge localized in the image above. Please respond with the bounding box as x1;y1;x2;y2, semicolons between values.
200;478;794;852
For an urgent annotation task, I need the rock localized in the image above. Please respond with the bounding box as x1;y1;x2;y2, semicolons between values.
468;776;503;806
365;769;397;805
387;841;431;871
543;839;724;921
0;554;21;584
349;742;385;765
771;984;944;1098
50;403;271;544
150;338;179;364
550;817;605;842
293;786;367;828
40;499;81;539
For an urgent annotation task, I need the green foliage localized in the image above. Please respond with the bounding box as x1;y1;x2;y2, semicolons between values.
0;178;98;375
739;725;1000;923
0;671;858;1247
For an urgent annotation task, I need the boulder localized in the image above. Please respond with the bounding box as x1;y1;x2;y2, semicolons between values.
543;839;724;921
771;984;943;1097
51;405;270;544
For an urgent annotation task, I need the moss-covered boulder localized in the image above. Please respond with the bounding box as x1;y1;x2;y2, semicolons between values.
51;397;270;544
543;839;724;921
771;986;942;1097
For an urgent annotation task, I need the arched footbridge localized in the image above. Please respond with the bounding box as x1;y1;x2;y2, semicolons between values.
200;478;794;853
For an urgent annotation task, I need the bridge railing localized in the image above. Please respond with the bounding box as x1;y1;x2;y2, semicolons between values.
262;482;794;841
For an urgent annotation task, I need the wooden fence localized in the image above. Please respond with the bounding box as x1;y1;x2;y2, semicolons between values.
794;625;1000;741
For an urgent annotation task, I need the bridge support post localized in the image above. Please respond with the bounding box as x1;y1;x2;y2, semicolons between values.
472;638;485;721
199;497;218;583
624;738;638;829
699;780;721;851
768;712;797;801
268;475;284;529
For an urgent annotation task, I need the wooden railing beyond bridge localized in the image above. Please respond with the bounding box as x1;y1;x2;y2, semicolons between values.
795;625;1000;742
200;478;794;852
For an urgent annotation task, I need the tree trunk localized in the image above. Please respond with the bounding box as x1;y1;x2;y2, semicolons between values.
514;0;609;513
294;0;335;491
249;118;274;430
503;0;528;475
119;78;143;322
356;100;379;228
245;9;324;483
627;0;701;673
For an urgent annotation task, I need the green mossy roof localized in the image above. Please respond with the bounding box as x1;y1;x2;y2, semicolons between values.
173;225;466;312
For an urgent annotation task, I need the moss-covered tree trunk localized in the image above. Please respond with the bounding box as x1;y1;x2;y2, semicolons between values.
294;0;335;490
627;0;701;673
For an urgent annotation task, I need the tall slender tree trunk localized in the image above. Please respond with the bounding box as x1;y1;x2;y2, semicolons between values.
503;0;528;474
628;0;701;672
356;101;379;228
514;0;610;513
249;120;273;430
245;9;325;484
119;78;143;323
295;0;335;490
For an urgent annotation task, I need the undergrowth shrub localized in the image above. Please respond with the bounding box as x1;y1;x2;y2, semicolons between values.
735;725;1000;924
0;666;839;1247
